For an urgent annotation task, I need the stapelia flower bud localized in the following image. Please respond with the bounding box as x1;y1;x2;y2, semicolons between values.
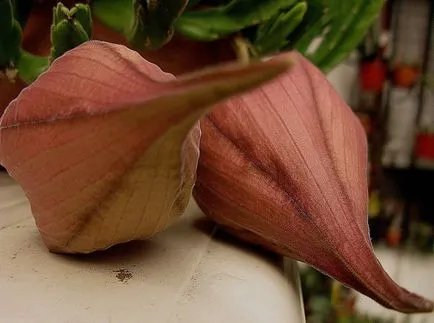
0;40;292;254
194;52;434;314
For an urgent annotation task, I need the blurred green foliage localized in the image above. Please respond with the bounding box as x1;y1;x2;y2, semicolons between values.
0;0;385;83
300;266;419;323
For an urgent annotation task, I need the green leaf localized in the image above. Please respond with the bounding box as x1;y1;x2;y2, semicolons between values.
293;11;330;54
127;0;189;50
91;0;134;33
309;0;364;65
175;0;297;41
0;0;22;68
316;0;384;72
254;2;307;55
17;50;49;84
288;0;327;49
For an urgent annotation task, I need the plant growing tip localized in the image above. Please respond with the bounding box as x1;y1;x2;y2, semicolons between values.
0;40;292;254
194;52;434;314
127;0;188;50
50;2;92;61
0;0;22;75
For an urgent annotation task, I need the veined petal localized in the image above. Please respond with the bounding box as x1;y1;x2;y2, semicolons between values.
194;52;434;313
0;40;292;254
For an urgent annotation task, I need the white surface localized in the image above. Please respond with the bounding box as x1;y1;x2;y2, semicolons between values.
327;52;360;106
382;87;420;168
0;173;305;323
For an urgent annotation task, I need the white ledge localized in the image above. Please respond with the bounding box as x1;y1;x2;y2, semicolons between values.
0;174;305;323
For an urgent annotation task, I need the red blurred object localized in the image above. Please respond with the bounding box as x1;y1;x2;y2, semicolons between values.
360;58;387;92
392;65;420;88
386;228;402;247
416;133;434;160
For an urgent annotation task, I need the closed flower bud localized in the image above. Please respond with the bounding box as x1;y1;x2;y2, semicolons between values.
194;52;434;314
0;40;291;254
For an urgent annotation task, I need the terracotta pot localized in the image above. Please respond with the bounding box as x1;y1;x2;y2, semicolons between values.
0;2;235;115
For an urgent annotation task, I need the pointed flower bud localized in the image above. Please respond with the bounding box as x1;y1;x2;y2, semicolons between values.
0;40;292;254
194;52;434;314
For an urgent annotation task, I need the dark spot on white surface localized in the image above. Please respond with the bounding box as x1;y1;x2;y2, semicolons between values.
114;268;133;283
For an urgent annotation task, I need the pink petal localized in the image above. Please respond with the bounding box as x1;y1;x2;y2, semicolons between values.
194;52;434;313
0;40;292;254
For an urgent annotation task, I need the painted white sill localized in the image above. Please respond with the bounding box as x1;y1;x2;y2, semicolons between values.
0;173;305;323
